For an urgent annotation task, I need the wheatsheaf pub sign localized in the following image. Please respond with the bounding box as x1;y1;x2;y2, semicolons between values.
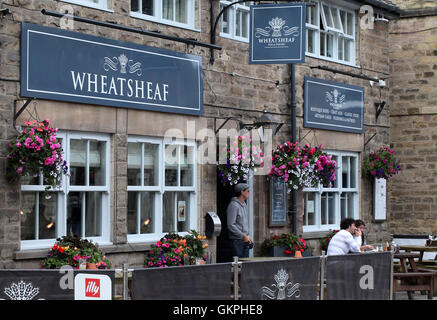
304;77;364;133
249;3;306;64
20;23;203;116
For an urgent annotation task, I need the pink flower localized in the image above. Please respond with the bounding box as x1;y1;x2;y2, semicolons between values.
16;166;23;174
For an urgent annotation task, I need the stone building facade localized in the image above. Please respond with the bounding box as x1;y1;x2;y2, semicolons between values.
0;0;413;269
388;0;437;235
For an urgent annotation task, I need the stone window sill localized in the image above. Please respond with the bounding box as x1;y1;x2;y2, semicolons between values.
14;242;153;261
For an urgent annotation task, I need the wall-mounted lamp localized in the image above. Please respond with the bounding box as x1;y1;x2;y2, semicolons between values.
240;108;283;142
375;101;386;121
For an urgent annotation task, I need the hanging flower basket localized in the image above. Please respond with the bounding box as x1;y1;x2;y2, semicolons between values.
217;135;264;186
268;141;337;191
6;119;68;191
362;146;401;180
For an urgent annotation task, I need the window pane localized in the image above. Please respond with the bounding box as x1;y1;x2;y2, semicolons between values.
321;193;327;224
89;141;106;186
304;192;316;226
181;145;194;186
127;192;138;234
85;192;102;237
327;33;333;58
175;0;187;23
142;0;153;15
328;192;335;224
131;0;139;12
221;4;230;34
236;10;241;37
128;142;142;186
176;192;191;232
320;32;326;56
344;39;351;62
347;193;354;218
70;139;86;186
347;13;353;36
350;157;357;188
163;0;174;20
165;144;178;186
331;155;339;188
67;192;82;237
127;192;155;234
21;192;36;240
323;4;332;27
307;29;315;53
338;37;344;60
331;7;341;30
38;193;57;240
241;10;249;38
342;157;349;188
144;143;159;186
163;191;176;233
340;10;346;33
140;192;154;234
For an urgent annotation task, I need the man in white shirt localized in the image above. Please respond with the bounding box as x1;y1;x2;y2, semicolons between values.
327;218;362;256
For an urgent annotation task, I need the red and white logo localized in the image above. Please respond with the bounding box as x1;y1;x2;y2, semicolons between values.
74;274;111;300
85;278;100;298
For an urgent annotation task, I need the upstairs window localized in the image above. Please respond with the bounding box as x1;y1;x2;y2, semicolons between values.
61;0;108;11
131;0;195;30
220;1;250;42
306;1;356;65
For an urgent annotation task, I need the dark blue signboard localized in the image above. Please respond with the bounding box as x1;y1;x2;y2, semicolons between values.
21;23;203;115
304;77;364;133
249;3;305;64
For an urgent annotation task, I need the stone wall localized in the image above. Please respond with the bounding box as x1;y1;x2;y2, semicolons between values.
0;0;394;268
388;14;437;235
390;0;437;10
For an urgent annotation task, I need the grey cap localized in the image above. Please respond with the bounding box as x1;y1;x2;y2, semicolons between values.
234;183;249;193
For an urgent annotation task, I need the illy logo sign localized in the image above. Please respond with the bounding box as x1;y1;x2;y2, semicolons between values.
85;278;100;298
74;273;112;300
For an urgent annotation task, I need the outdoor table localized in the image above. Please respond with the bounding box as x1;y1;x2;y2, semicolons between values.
399;245;437;263
393;252;435;299
394;252;419;273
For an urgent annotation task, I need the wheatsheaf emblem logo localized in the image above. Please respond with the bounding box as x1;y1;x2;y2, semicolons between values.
0;281;44;300
261;268;301;300
255;17;299;39
326;89;346;109
103;54;142;76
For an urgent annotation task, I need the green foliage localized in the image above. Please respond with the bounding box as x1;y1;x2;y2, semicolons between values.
41;235;111;269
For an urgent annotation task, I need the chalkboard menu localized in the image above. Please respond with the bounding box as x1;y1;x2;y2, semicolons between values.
270;176;287;226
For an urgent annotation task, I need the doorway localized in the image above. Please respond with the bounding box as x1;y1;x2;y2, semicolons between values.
216;170;253;263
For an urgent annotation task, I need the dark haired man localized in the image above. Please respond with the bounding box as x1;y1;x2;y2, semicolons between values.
227;183;252;258
327;218;362;256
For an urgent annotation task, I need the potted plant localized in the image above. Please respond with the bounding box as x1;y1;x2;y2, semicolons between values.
217;135;264;186
41;235;111;269
319;230;339;253
268;141;337;192
261;233;308;257
144;230;209;267
362;145;401;180
6;119;68;191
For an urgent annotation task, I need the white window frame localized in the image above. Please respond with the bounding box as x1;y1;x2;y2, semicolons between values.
127;136;197;244
219;0;251;42
306;0;356;66
20;132;111;250
61;0;112;12
303;151;359;233
130;0;197;31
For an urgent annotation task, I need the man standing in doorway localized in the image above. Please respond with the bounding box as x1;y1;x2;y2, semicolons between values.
227;183;252;258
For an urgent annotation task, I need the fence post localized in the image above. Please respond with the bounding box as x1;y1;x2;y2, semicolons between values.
319;251;326;300
389;251;394;300
122;263;129;300
232;256;240;300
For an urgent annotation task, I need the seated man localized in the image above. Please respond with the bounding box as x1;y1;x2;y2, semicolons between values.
327;218;362;256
